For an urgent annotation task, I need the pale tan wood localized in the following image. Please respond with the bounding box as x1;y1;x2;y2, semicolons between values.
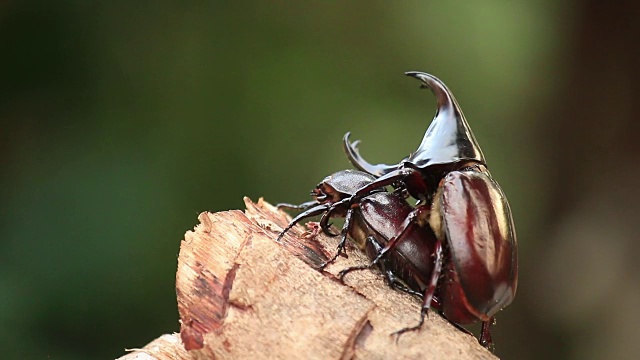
119;334;191;360
118;198;497;360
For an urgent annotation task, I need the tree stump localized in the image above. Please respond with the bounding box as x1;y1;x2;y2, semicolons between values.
118;198;497;360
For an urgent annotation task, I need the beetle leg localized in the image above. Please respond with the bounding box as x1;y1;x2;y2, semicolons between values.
365;234;423;297
276;200;319;211
337;259;370;280
390;240;443;339
351;168;427;202
277;204;329;242
336;234;388;280
364;205;430;268
319;208;354;269
428;295;475;337
384;270;423;297
426;241;443;310
338;206;423;278
337;203;427;278
479;317;495;352
421;240;443;318
336;235;421;298
319;209;340;237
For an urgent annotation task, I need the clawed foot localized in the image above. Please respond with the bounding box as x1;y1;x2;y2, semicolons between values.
479;317;495;352
390;307;430;343
390;319;426;343
480;338;495;353
337;264;371;281
319;250;343;270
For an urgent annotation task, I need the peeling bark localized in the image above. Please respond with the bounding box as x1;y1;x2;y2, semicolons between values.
118;198;497;360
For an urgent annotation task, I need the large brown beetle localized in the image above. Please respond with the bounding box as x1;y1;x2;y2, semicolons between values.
340;72;518;349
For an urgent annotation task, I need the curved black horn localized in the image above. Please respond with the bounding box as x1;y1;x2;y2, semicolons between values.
342;132;397;177
404;72;485;168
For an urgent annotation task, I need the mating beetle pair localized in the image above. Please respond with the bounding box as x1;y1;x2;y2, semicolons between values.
278;72;518;351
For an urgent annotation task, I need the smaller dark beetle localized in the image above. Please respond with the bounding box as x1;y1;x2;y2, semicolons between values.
277;170;442;327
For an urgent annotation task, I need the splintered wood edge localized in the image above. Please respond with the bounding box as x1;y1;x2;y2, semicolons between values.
117;197;497;360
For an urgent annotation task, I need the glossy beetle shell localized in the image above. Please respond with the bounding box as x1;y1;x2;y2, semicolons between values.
404;72;485;169
343;72;486;177
353;192;438;292
320;169;376;196
433;170;518;323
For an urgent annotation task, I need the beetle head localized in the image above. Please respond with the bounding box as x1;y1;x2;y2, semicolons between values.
404;72;486;170
312;170;376;203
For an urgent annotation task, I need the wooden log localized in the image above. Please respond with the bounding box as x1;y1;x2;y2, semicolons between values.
118;198;497;360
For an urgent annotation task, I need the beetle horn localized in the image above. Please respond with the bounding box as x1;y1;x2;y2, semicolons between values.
343;132;397;177
404;72;486;168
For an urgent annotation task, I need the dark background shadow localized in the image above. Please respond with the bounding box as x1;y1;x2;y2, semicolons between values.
2;2;639;359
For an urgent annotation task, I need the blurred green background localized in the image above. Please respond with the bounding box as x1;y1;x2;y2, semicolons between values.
2;1;639;359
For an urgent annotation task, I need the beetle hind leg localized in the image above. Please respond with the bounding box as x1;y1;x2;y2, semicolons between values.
336;258;372;281
360;205;430;269
276;204;329;242
421;240;443;318
336;235;387;280
479;317;496;352
367;234;423;297
390;240;443;340
383;270;422;297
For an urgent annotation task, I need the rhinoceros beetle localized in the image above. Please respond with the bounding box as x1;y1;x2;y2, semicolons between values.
339;72;518;349
277;169;444;333
276;72;517;351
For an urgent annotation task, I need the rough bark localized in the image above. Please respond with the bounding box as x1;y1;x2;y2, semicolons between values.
118;198;496;360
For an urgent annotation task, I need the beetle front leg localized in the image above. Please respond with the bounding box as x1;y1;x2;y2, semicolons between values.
352;168;428;201
336;249;373;281
276;200;319;211
318;207;340;237
320;208;354;269
277;203;329;242
336;235;422;299
383;270;423;297
366;234;423;297
423;239;444;318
